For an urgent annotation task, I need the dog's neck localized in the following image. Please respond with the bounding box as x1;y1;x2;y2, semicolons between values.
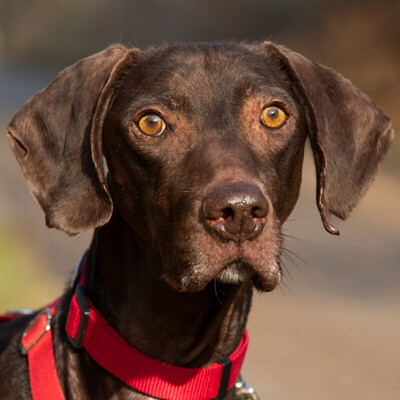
83;210;253;368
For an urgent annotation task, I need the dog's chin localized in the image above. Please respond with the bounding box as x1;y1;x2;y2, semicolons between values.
217;259;282;292
164;259;281;293
215;260;254;285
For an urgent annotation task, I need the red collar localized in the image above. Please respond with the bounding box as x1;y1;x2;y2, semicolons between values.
20;255;249;400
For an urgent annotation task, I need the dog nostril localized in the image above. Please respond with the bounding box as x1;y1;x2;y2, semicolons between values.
250;206;267;220
221;207;234;221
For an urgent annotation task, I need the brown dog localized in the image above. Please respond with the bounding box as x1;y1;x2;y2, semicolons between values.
0;42;394;399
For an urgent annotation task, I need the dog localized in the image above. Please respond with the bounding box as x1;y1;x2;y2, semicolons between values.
0;42;394;399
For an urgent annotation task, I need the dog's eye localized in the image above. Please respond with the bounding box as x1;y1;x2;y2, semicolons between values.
138;114;166;136
261;106;287;129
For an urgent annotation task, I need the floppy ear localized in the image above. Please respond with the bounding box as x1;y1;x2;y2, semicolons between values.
7;45;136;235
264;42;394;234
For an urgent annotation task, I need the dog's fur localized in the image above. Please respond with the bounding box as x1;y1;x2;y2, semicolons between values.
0;42;394;399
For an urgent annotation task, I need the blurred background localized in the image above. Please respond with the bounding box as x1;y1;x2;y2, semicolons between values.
0;0;399;398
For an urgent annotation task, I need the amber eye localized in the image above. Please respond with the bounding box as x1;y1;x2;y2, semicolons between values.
261;106;287;129
138;114;166;136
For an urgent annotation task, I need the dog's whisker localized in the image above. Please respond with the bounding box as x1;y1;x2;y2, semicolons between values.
281;247;311;270
280;251;300;271
281;231;304;243
278;259;294;282
277;280;289;297
213;279;223;305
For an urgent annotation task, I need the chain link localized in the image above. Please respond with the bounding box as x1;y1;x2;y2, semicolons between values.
235;375;260;400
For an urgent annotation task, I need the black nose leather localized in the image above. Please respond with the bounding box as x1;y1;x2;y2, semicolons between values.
203;182;268;242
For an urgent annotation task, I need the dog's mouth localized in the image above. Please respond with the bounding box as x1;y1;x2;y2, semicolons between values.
215;259;254;285
163;259;255;292
163;250;282;294
216;257;282;292
216;259;283;292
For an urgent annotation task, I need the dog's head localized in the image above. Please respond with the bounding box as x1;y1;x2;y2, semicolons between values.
7;43;393;292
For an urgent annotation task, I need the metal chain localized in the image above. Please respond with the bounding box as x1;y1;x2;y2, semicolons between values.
235;375;261;400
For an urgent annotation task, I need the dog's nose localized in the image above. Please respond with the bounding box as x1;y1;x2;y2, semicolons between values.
203;182;268;242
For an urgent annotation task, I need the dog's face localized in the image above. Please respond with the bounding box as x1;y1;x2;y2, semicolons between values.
103;45;307;292
7;43;393;293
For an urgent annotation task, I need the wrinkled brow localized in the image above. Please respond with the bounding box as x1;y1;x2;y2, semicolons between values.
254;86;298;109
124;92;190;115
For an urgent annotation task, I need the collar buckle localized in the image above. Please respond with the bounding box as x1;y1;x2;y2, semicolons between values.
21;307;52;355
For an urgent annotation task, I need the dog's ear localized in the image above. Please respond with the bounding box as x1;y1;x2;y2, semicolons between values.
263;42;394;234
7;45;136;235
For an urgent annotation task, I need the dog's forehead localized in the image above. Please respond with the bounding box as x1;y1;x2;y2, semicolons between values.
121;44;289;109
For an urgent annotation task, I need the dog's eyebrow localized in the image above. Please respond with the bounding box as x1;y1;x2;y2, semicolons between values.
125;92;189;115
164;92;189;110
254;86;298;110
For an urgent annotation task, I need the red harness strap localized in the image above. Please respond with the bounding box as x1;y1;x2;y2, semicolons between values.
21;299;65;400
19;256;249;400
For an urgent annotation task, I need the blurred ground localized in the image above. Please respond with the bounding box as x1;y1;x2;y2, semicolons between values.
1;0;399;399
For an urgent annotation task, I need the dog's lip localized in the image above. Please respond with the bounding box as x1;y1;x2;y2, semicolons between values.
163;233;282;293
220;257;281;291
164;277;184;292
215;259;254;283
164;256;281;294
252;262;281;292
